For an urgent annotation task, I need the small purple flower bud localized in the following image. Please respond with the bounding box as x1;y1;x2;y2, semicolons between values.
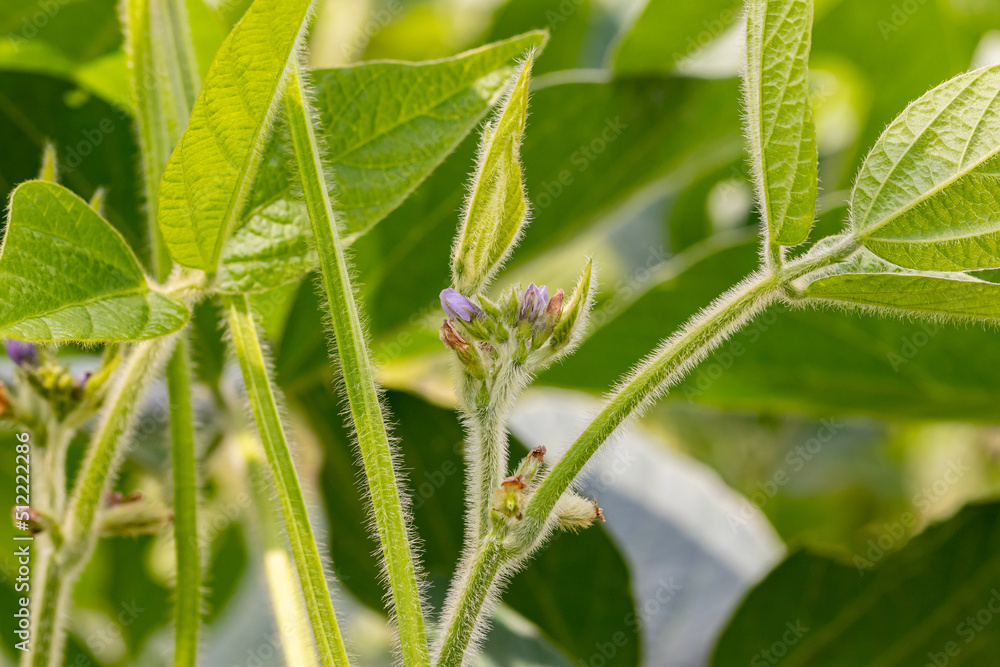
5;339;37;367
519;283;549;321
440;288;482;322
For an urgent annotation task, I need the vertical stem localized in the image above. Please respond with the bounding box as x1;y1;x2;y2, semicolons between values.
240;431;321;667
167;333;200;666
223;293;350;667
282;63;430;667
28;338;173;667
434;535;506;667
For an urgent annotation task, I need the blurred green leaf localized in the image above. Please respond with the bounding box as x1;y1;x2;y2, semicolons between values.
613;0;740;75
745;0;817;247
0;71;145;255
0;181;189;342
712;501;1000;666
805;273;1000;319
299;386;639;667
157;0;312;271
360;75;742;335
485;0;591;75
540;234;1000;421
852;66;1000;271
812;0;991;187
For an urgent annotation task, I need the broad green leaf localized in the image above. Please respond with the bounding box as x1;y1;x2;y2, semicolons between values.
360;75;743;336
156;0;312;271
539;233;1000;421
851;65;1000;271
0;182;188;342
249;31;547;241
712;502;1000;666
451;55;533;293
613;0;740;75
745;0;817;246
805;273;1000;320
215;200;314;293
299;385;639;667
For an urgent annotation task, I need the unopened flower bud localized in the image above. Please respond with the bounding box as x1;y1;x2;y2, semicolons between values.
492;474;528;521
5;339;37;368
519;283;549;322
533;288;564;347
553;492;604;533
440;319;486;380
514;445;546;485
440;288;483;322
550;259;594;349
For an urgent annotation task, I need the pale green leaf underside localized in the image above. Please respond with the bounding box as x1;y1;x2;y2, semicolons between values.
157;0;311;271
0;182;188;342
852;65;1000;271
805;272;1000;319
216;199;315;293
247;31;547;241
452;59;532;293
746;0;817;246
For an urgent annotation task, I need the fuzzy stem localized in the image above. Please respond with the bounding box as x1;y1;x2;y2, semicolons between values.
167;333;200;667
240;431;321;667
27;338;173;667
435;237;861;656
223;293;350;667
434;534;507;667
282;63;430;666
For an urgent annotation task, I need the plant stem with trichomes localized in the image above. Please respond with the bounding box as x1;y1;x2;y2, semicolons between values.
282;62;430;667
223;293;351;667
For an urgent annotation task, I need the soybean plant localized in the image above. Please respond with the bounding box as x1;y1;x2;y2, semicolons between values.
3;0;1000;665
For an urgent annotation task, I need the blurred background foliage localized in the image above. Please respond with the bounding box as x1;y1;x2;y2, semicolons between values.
3;0;1000;665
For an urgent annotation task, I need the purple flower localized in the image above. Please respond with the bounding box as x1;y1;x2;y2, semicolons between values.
440;288;482;322
5;339;37;367
519;283;549;321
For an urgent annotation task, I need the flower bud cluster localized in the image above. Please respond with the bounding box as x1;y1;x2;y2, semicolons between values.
438;259;594;388
4;339;120;425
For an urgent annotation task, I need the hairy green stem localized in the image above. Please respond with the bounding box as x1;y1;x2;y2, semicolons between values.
167;334;200;666
223;293;350;667
240;431;321;667
28;338;173;667
436;239;860;662
283;63;430;666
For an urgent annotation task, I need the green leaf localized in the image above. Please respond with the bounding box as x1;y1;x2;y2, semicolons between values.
485;0;590;75
712;501;1000;666
613;0;740;75
851;65;1000;271
156;0;312;271
539;234;1000;421
299;386;639;667
451;54;533;294
249;31;547;241
745;0;817;247
0;181;188;342
0;71;145;258
215;200;315;293
805;272;1000;320
361;75;742;335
